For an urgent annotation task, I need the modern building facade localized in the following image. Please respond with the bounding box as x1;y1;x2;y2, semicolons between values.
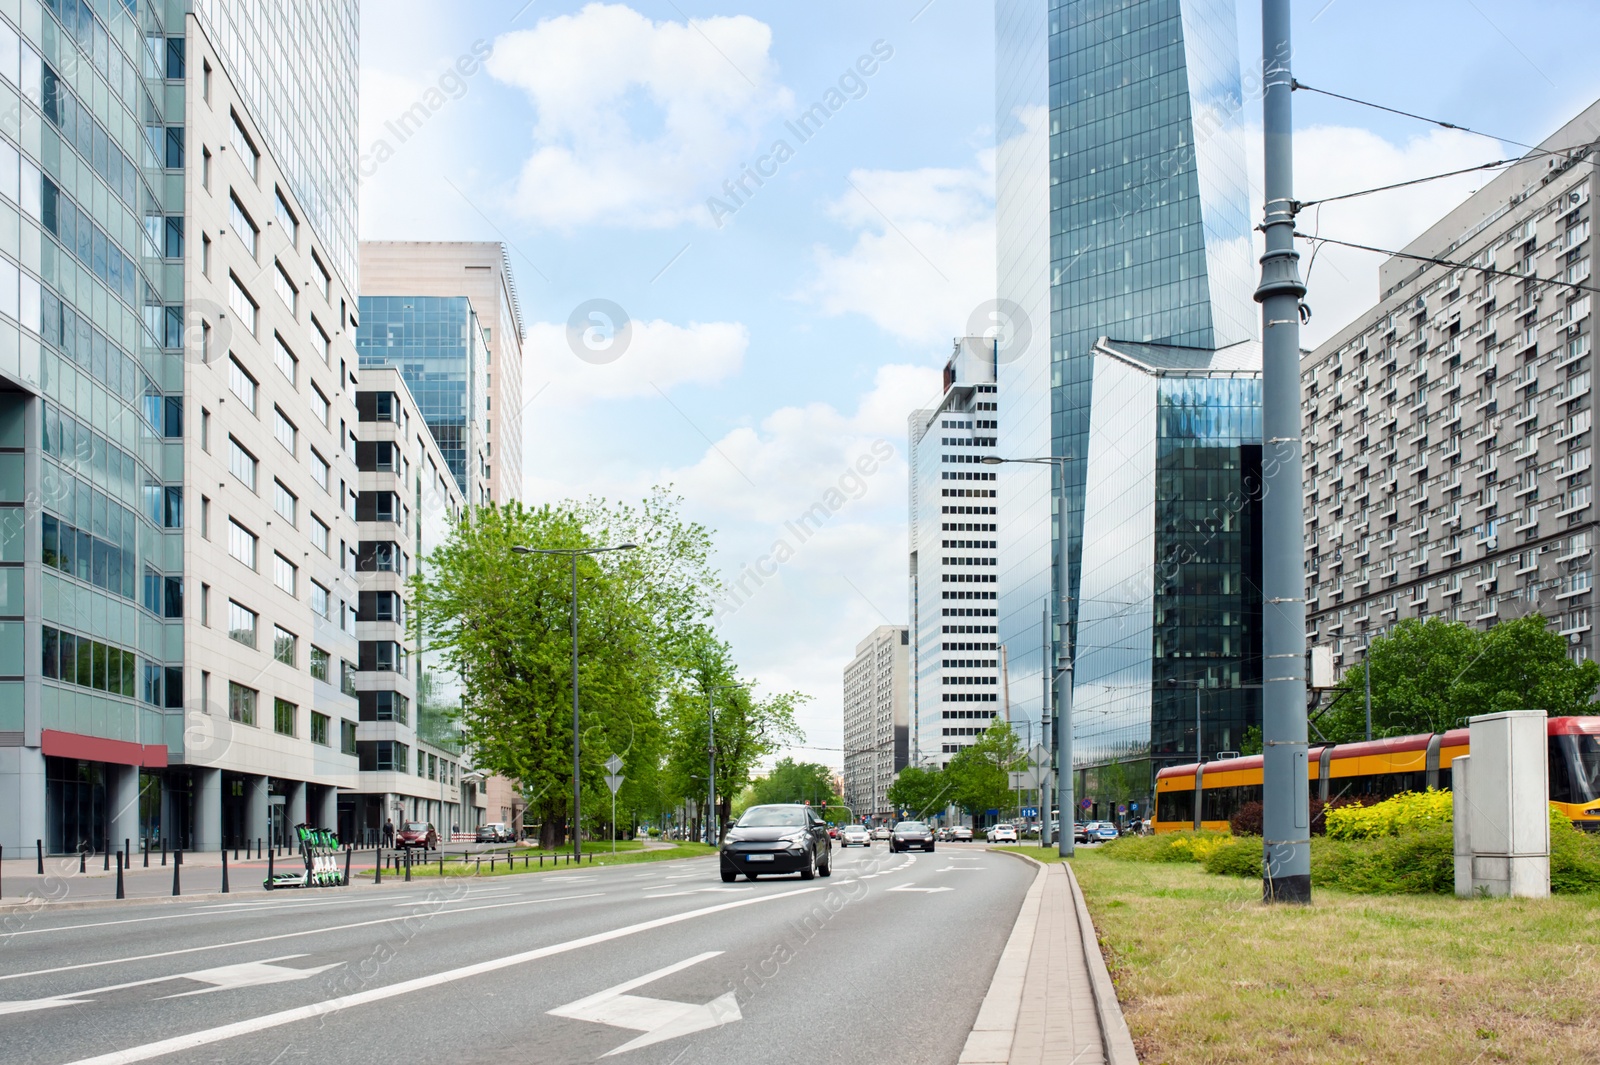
993;0;1261;819
1303;101;1600;676
353;293;491;506
358;242;525;503
1072;341;1261;819
841;624;909;824
909;338;1005;769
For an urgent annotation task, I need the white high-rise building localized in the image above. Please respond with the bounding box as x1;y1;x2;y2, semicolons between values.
909;338;1004;769
842;625;908;823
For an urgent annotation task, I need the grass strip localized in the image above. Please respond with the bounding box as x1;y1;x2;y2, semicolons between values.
373;843;717;880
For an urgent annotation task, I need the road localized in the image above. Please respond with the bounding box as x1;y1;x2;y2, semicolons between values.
0;844;1034;1065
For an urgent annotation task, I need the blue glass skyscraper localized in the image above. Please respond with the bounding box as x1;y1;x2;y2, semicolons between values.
996;0;1261;821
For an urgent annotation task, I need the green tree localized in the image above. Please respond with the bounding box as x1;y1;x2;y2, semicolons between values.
749;758;840;808
1319;615;1600;742
885;765;949;821
410;491;717;848
945;721;1026;823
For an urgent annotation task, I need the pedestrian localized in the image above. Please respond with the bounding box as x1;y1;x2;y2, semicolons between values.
383;818;394;847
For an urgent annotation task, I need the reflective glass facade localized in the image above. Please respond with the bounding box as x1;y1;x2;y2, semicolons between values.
193;0;359;284
355;295;489;500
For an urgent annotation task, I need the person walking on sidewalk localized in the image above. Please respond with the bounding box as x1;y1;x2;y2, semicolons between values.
383;819;394;847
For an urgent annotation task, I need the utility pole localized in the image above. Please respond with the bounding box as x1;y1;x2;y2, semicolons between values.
1364;636;1373;743
1039;604;1053;848
1254;0;1312;903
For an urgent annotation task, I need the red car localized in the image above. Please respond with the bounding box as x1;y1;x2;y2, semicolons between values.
395;821;438;850
827;825;839;839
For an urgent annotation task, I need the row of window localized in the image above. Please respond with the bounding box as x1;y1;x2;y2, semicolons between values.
41;512;136;604
225;678;351;752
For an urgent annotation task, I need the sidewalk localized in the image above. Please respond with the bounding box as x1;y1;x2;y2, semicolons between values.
962;855;1138;1065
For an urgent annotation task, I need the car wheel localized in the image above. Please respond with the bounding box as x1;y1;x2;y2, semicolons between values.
819;853;832;877
721;869;737;883
799;852;816;880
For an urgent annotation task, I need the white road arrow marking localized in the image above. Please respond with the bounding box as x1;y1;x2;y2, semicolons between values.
159;958;345;998
548;951;741;1056
887;883;953;894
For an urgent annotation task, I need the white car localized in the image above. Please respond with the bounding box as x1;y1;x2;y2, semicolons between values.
987;823;1018;843
951;826;973;842
840;824;871;847
870;825;891;841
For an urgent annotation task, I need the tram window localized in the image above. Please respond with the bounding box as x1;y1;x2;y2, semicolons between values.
1160;789;1195;824
1551;735;1600;804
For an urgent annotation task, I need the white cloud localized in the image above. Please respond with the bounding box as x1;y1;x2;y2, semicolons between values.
802;156;997;346
486;3;793;229
522;317;748;405
1256;125;1503;348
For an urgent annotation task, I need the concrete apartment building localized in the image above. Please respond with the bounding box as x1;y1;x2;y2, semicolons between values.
841;624;909;824
1304;100;1600;675
357;242;525;506
909;337;1004;769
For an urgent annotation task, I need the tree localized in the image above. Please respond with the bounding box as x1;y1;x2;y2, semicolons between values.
885;765;948;821
749;758;840;809
1318;615;1600;743
945;721;1026;823
411;491;718;848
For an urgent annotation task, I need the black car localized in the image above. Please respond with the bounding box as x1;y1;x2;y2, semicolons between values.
890;820;935;852
720;804;833;882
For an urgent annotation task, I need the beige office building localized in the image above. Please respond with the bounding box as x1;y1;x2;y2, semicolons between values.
357;243;526;502
842;625;910;823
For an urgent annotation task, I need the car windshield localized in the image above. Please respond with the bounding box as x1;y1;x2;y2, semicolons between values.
405;822;427;832
737;806;809;828
895;822;927;831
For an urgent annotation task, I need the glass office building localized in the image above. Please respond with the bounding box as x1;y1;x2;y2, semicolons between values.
355;295;490;502
995;0;1261;821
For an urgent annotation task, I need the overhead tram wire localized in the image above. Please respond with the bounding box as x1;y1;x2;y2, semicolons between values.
1291;79;1560;158
1291;231;1600;301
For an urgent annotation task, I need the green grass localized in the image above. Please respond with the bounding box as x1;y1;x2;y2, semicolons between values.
371;843;716;880
994;846;1600;1064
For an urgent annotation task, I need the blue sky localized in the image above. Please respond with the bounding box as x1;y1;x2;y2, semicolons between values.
359;0;1600;767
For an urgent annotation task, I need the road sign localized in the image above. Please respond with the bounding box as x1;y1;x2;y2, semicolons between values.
1029;743;1050;766
1130;803;1139;811
1117;804;1126;815
1020;807;1038;818
1081;799;1091;810
604;773;624;794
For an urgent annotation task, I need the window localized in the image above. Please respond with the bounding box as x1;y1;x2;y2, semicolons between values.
311;580;330;619
310;316;331;363
275;188;298;244
228;437;257;490
312;251;330;299
311;448;329;489
311;384;330;427
201;232;211;275
273;553;297;596
358;690;409;723
229;356;257;412
229;193;258;257
340;719;358;756
274;335;297;384
227;600;257;647
274;408;297;454
273;626;296;666
202;146;212;189
310;711;329;746
357;491;398;522
229;274;258;335
274;481;297;525
340;659;357;697
357;441;396;473
228;681;257;726
357;392;397;422
311;514;330;554
360;640;405;674
200;583;210;625
359;591;404;623
274;261;297;315
231;111;259;178
228;519;257;569
201;496;210;538
310;646;331;683
273;698;296;737
358;541;402;573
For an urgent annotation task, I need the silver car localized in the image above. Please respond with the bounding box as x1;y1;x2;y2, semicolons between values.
840;824;872;847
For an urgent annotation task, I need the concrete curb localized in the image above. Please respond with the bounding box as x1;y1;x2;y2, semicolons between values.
959;851;1046;1063
1064;861;1140;1065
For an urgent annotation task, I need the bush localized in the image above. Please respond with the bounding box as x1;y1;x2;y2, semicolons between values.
1551;809;1600;894
1310;826;1455;894
1100;830;1231;864
1202;838;1262;878
1325;789;1453;841
1230;797;1359;837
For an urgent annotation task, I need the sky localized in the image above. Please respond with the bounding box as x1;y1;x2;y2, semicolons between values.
358;0;1600;770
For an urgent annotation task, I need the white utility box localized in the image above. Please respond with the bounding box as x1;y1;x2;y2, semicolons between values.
1452;710;1550;899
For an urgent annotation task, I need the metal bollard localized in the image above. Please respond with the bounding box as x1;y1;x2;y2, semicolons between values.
103;838;109;871
343;846;352;887
221;849;229;894
115;853;124;900
143;837;149;868
172;850;182;896
257;839;262;860
36;839;42;874
375;847;382;885
404;847;411;883
79;849;85;873
267;848;274;889
438;854;443;876
124;839;130;870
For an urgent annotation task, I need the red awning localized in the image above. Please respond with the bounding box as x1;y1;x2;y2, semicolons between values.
41;729;168;768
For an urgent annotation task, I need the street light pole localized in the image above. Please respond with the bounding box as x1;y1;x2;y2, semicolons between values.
983;454;1074;857
513;542;638;862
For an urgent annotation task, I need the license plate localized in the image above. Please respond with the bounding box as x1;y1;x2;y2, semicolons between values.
746;854;775;862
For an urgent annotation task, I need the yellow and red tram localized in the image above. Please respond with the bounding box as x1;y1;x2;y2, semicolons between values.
1153;715;1600;832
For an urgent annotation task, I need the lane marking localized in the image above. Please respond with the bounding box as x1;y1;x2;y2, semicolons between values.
549;952;741;1056
0;894;605;985
0;954;331;1016
887;883;953;894
57;886;823;1065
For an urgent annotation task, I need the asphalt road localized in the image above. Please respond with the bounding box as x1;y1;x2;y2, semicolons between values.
0;843;1034;1065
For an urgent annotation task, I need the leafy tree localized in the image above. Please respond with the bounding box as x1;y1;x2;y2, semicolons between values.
411;491;717;848
1318;615;1600;742
885;765;950;821
749;758;841;809
945;721;1026;823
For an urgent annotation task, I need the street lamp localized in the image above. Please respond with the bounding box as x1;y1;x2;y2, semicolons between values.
982;454;1075;857
701;681;746;845
512;542;638;860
